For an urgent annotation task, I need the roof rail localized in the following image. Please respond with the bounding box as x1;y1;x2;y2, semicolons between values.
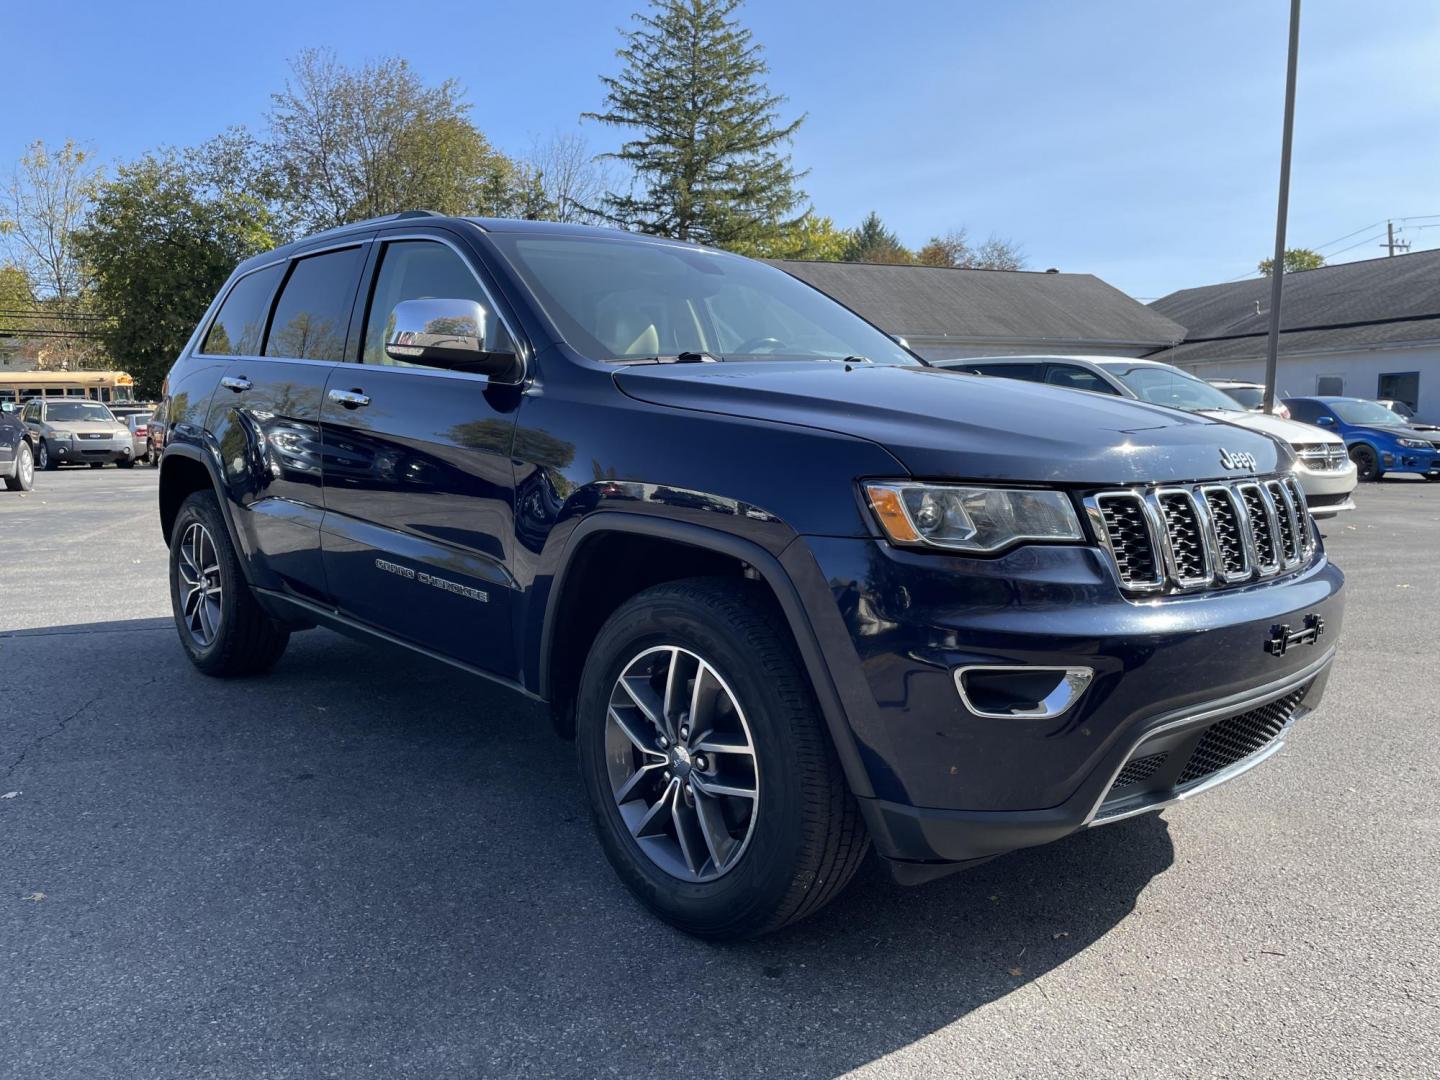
298;209;446;243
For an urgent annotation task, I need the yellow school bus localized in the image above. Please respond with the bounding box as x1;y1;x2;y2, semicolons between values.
0;369;137;405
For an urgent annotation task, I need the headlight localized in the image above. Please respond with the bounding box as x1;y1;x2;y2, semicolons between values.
49;430;74;439
864;482;1083;553
1397;437;1429;449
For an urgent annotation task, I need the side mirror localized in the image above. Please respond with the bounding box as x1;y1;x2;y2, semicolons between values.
385;298;522;382
1315;415;1334;426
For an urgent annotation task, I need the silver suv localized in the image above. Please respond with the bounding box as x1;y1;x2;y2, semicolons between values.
21;398;137;470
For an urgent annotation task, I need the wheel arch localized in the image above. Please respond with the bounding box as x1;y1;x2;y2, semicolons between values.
158;443;256;585
537;513;874;799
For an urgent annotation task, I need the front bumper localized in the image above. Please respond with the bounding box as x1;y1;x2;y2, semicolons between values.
50;436;131;464
1294;459;1356;514
791;536;1344;872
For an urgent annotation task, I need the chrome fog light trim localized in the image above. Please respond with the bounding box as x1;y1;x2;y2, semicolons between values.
954;665;1095;720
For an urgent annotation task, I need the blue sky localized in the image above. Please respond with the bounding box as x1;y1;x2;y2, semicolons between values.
5;0;1438;298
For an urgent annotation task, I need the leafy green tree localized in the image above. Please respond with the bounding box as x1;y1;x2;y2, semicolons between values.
842;211;911;264
0;263;34;333
585;0;807;248
729;213;851;261
1259;248;1325;276
267;49;523;231
1;140;100;303
73;151;278;396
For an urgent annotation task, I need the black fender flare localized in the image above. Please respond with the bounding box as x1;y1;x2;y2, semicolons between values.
538;512;875;799
158;440;259;587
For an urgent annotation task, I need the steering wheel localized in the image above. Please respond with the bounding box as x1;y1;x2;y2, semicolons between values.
734;336;786;354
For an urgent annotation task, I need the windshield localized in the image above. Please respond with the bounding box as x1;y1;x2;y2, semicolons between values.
1331;400;1406;426
1100;363;1245;413
45;401;116;423
489;234;918;365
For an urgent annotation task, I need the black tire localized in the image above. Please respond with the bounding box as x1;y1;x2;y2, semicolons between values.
89;461;105;469
4;441;34;491
37;440;57;471
169;490;290;676
576;578;869;940
117;457;135;469
1350;444;1380;482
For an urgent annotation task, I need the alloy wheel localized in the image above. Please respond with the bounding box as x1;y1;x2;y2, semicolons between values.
37;442;48;470
604;645;760;882
177;522;223;646
17;444;33;487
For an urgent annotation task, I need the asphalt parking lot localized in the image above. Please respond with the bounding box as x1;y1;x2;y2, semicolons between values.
2;467;1438;1079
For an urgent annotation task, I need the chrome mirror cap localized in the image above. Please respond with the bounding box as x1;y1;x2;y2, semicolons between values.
385;297;521;381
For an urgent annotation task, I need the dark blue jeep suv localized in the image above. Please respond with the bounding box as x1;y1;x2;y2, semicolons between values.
158;213;1344;938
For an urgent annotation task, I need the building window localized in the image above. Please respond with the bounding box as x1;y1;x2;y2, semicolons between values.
1316;375;1344;396
1377;371;1420;410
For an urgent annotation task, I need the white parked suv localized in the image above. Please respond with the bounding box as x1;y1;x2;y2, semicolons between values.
938;356;1357;517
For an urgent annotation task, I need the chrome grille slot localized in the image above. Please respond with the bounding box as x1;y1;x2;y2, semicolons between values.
1201;486;1249;580
1237;482;1279;573
1087;474;1315;595
1283;476;1313;553
1265;480;1300;566
1093;493;1161;589
1155;490;1209;585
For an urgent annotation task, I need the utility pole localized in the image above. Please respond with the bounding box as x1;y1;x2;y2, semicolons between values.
1263;0;1301;416
1382;220;1411;256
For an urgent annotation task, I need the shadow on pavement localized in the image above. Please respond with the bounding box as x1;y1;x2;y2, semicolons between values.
1;619;1174;1078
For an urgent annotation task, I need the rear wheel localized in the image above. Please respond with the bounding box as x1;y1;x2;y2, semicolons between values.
576;578;869;939
89;461;105;469
117;457;135;469
1350;444;1380;482
169;491;290;676
4;441;34;491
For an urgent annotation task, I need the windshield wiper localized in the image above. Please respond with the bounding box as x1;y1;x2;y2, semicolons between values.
608;351;722;365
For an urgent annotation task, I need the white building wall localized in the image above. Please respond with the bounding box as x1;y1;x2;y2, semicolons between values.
1172;342;1440;420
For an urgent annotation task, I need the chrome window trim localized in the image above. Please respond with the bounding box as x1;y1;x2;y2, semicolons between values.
1083;646;1333;828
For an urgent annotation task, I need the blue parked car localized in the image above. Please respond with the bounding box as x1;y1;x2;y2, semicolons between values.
1284;396;1440;482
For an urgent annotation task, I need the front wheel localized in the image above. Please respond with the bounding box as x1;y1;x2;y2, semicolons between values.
1350;443;1380;482
4;441;34;491
576;578;869;939
169;491;290;676
37;441;57;471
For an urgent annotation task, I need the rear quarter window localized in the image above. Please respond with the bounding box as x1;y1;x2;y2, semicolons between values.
202;264;284;356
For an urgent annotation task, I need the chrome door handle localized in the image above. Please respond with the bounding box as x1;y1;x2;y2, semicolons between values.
327;388;371;409
220;375;251;392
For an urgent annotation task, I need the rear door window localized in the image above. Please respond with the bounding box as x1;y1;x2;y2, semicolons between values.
1044;364;1117;394
969;362;1043;382
202;264;284;356
264;247;367;362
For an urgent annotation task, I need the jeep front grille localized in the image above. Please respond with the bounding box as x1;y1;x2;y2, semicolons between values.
1087;476;1313;594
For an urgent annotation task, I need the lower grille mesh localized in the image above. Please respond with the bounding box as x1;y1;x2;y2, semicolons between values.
1111;752;1168;790
1176;688;1308;785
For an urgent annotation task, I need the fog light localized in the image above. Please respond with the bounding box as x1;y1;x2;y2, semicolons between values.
955;666;1094;720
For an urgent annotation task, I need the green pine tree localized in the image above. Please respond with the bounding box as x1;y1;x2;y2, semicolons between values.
585;0;807;249
843;211;912;264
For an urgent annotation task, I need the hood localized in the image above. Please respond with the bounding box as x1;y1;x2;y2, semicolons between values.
615;362;1289;485
1196;409;1343;446
1349;423;1440;445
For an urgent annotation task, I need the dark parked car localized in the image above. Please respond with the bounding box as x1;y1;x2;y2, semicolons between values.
1;401;35;491
157;213;1345;939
